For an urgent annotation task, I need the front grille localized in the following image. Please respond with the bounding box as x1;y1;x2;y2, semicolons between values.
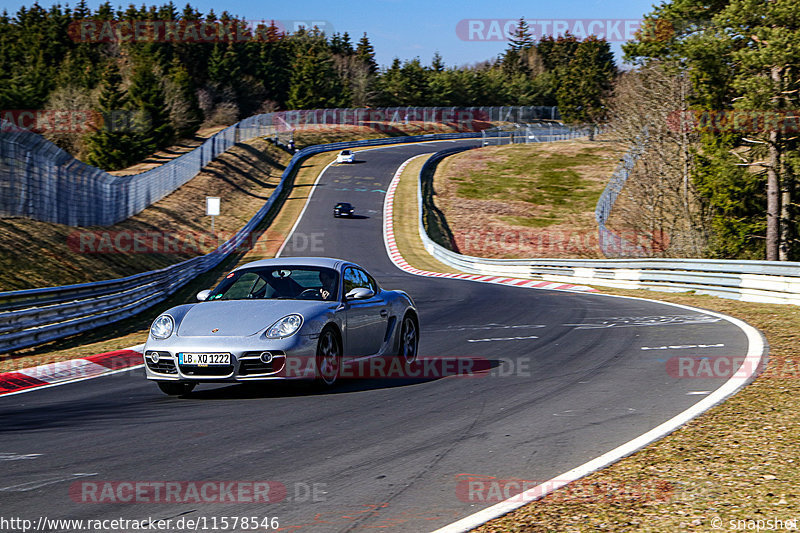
145;352;177;374
239;351;286;376
178;364;234;377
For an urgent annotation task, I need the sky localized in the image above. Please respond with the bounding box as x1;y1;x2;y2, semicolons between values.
1;0;661;68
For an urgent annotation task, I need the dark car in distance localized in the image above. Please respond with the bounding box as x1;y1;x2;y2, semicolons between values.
334;202;355;217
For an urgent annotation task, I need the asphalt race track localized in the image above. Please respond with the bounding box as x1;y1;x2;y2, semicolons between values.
1;140;752;532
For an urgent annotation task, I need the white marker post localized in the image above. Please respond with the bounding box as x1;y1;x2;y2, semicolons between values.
206;196;220;234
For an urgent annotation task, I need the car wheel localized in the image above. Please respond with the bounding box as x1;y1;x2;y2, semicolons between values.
316;327;342;386
398;314;419;365
157;381;196;396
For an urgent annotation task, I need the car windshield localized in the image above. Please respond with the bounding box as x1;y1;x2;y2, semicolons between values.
208;266;339;301
340;150;351;155
337;203;351;208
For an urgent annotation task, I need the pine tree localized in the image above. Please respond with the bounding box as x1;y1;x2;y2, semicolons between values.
128;61;175;155
555;37;616;123
286;37;347;109
258;22;291;108
85;63;140;170
166;57;202;138
355;33;378;75
508;17;533;52
341;32;354;55
431;51;445;72
623;0;800;260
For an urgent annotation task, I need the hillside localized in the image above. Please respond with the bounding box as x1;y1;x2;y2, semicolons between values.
431;140;627;259
0;121;481;291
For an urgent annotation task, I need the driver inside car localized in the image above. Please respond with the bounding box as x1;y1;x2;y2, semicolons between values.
318;269;337;300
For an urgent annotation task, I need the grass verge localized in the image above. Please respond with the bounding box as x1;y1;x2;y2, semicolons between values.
392;154;460;275
391;145;800;532
433;140;626;259
0;147;338;372
0;128;471;371
0;137;291;290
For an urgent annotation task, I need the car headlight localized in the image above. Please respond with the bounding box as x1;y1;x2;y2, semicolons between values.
266;314;303;338
150;314;174;339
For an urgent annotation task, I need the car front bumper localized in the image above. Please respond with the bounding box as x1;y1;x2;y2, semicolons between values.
142;333;319;382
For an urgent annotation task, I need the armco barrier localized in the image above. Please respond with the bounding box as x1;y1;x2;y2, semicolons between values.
0;106;551;227
0;132;484;354
417;148;800;305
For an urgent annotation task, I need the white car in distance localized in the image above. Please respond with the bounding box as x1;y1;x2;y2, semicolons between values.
336;150;355;163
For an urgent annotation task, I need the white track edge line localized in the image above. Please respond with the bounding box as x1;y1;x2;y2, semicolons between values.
276;157;338;258
275;144;423;258
380;155;766;533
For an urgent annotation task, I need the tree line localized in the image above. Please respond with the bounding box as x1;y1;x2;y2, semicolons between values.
612;0;800;261
0;4;617;169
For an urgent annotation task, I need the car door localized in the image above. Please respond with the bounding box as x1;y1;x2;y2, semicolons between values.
343;267;388;357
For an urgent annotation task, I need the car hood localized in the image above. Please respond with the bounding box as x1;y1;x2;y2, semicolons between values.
177;300;332;337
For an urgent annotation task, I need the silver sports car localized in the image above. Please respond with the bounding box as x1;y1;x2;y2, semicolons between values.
143;257;419;395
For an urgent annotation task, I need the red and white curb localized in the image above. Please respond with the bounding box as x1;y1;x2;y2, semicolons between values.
0;345;144;397
382;154;597;293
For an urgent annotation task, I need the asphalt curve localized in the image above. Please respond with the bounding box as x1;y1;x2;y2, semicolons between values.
1;140;751;532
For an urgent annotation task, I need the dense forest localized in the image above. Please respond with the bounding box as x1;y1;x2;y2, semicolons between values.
611;0;800;261
0;4;616;169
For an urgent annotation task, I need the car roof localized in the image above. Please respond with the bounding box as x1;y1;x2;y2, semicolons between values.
233;257;348;271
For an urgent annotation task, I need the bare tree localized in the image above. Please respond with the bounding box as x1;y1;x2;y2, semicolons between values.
42;85;95;158
606;62;707;257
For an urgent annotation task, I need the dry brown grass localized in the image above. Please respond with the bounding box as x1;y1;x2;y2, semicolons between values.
107;126;227;176
389;147;800;532
434;141;626;259
473;290;800;533
0;137;290;291
0;129;458;371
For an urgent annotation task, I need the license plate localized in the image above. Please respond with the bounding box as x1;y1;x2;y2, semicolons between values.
179;353;230;366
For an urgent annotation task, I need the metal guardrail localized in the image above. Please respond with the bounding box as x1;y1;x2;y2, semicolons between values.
0;106;554;227
416;148;800;305
0;132;485;354
594;133;648;257
480;124;594;145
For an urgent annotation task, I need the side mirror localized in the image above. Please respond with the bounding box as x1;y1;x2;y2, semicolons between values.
197;289;212;301
345;287;374;300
